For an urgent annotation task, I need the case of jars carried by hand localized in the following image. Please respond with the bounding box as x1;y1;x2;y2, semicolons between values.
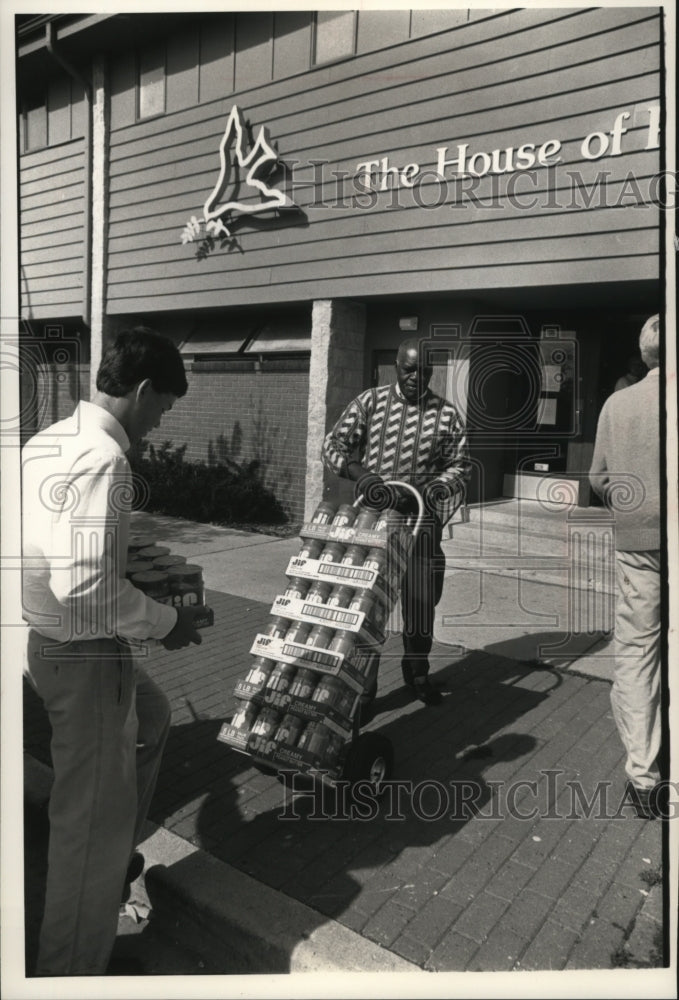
126;535;214;629
218;498;417;778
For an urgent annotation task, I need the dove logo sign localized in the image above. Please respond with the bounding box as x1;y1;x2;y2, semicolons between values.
181;105;294;245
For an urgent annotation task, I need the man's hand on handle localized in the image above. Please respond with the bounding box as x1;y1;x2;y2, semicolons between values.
348;462;392;511
349;463;422;517
356;472;395;511
161;607;203;650
392;487;420;515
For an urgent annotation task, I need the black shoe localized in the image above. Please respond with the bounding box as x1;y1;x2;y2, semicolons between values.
412;679;442;706
625;781;655;820
402;657;429;688
125;851;145;886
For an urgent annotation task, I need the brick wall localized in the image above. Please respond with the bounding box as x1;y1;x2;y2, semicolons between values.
143;368;309;522
24;361;309;521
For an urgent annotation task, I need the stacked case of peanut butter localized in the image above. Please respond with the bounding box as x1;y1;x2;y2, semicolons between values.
127;535;214;629
217;502;413;780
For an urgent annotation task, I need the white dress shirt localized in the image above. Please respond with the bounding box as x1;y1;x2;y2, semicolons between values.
22;401;177;643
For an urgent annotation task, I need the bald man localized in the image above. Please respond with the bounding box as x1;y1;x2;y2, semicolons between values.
323;339;471;707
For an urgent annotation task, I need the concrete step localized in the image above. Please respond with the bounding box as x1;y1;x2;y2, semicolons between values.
447;525;616;571
465;498;610;523
442;538;616;593
143;826;417;974
450;520;568;556
457;498;613;532
23;754;416;976
448;499;615;560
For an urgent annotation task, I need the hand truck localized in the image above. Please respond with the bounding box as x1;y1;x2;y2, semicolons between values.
217;481;424;796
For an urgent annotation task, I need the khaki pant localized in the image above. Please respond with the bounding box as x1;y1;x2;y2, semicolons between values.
25;632;171;976
612;550;661;790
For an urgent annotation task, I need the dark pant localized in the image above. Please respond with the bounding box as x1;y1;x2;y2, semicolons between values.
359;517;445;714
400;517;445;681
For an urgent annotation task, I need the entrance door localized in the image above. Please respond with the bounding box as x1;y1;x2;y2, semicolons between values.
372;350;395;388
463;318;541;501
512;331;578;478
510;314;648;506
462;317;592;504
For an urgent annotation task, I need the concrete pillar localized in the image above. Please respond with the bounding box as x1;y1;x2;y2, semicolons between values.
89;53;108;398
304;299;366;519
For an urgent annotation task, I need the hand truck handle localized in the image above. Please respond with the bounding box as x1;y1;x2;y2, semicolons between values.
353;479;425;539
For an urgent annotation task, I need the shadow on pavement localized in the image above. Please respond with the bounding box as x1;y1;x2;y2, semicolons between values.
479;629;612;670
144;652;558;970
24;648;565;974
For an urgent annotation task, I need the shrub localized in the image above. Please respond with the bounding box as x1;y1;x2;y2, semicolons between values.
130;440;287;525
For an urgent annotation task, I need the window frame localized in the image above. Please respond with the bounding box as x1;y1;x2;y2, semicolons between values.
22;92;49;152
311;9;358;67
136;42;167;122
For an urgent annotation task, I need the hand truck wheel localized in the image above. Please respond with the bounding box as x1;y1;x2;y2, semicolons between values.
342;732;394;797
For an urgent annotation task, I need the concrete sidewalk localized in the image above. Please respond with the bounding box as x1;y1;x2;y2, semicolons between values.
22;511;669;983
133;507;619;679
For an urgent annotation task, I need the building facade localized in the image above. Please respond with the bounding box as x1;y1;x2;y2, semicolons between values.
16;8;663;521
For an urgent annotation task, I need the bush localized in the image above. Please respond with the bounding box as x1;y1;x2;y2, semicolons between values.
130;441;287;525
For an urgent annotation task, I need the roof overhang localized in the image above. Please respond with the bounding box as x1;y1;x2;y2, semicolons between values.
15;13;204;87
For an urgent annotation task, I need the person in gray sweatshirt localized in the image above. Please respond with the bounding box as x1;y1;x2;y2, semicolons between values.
589;314;661;818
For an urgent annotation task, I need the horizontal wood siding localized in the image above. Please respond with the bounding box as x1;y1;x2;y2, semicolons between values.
106;7;661;314
20;139;86;319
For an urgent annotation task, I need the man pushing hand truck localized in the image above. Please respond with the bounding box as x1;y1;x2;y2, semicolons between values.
322;337;471;710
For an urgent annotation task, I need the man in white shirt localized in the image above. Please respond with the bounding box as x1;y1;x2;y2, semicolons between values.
22;327;203;976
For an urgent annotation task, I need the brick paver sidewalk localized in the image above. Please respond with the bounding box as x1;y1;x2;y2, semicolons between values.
23;587;665;972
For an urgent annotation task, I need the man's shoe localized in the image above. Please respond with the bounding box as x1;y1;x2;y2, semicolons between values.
125;851;145;887
625;781;656;820
412;679;442;706
402;657;430;688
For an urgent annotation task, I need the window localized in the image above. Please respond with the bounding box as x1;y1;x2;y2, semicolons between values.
21;76;85;152
313;10;356;65
24;93;47;151
138;44;166;119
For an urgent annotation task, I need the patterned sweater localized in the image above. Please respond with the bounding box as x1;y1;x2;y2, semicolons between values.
322;384;471;525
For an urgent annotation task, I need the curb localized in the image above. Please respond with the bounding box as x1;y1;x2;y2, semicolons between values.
23;754;418;975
